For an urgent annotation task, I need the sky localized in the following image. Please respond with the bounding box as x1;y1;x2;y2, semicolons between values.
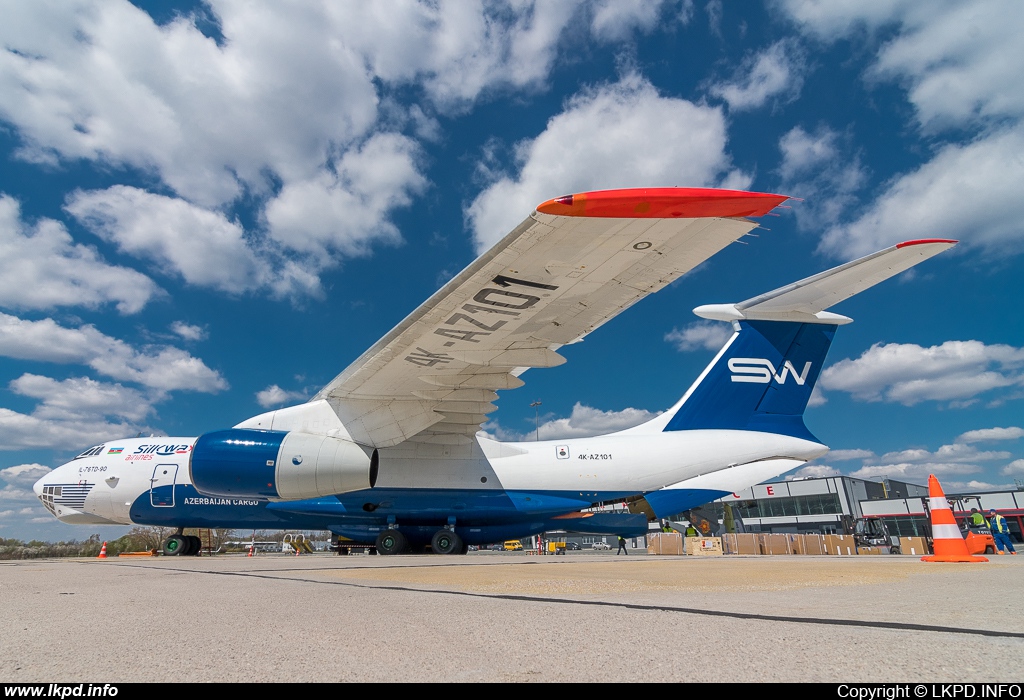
2;0;1024;541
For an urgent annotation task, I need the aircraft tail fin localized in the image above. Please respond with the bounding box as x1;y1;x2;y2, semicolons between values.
649;239;956;440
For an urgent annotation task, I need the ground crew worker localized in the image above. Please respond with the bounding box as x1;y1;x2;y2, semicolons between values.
684;524;698;537
970;508;987;527
988;509;1017;555
617;535;627;555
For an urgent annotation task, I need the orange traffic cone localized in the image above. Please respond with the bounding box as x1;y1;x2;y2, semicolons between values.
97;542;107;559
921;474;988;563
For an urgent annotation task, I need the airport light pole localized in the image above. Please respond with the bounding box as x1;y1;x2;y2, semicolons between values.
530;401;542;441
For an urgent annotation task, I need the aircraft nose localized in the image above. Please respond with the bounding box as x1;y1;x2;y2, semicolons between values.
33;471;47;499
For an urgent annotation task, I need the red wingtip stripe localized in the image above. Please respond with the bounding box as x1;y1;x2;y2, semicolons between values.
896;238;959;248
536;187;789;219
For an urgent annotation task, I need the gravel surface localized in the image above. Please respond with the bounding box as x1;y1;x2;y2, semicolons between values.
2;551;1021;682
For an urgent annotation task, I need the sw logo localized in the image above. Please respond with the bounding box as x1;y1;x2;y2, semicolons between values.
556;445;569;459
728;358;812;385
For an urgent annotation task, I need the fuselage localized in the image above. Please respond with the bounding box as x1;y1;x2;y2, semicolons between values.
34;428;826;544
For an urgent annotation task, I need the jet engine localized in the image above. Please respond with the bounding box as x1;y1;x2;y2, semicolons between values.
190;429;378;500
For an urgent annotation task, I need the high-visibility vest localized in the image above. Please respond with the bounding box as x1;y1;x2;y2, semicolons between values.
991;514;1009;534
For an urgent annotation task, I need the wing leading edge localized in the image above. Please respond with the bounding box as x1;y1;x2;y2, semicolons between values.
313;187;788;448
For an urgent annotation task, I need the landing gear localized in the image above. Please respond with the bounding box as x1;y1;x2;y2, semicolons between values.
375;529;408;555
186;535;202;556
163;531;202;556
163;534;187;556
431;529;463;555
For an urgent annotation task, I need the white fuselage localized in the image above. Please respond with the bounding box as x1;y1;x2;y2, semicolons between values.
34;425;826;526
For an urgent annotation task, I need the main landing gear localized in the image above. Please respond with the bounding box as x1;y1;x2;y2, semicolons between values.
373;526;470;555
162;529;202;556
430;529;464;555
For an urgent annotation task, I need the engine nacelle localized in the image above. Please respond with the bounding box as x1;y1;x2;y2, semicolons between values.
190;429;378;500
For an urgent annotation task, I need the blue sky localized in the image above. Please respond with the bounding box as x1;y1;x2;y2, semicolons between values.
2;0;1023;541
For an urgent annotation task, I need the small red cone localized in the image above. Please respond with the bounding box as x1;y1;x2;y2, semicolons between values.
922;475;987;563
97;542;107;559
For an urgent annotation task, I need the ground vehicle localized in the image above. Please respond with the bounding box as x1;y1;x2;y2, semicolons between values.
503;540;523;551
565;542;581;551
959;521;996;555
33;189;955;556
545;541;566;555
591;541;611;550
952;498;997;555
850;517;901;554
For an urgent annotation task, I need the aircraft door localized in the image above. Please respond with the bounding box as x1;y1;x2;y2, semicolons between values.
150;464;178;507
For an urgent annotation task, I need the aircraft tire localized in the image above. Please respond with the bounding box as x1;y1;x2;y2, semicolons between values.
430;529;462;555
375;530;407;555
163;535;187;556
187;535;203;555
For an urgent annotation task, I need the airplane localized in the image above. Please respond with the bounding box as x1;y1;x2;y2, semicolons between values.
33;187;955;555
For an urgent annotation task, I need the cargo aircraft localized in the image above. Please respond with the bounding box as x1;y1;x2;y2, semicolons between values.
34;188;954;555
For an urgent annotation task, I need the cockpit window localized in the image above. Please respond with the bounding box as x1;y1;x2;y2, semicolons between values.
73;445;105;460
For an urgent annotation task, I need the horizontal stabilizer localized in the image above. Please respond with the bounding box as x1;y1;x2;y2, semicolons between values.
694;239;957;325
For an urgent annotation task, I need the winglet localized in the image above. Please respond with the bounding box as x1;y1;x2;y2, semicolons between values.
694;239;957;325
536;187;788;219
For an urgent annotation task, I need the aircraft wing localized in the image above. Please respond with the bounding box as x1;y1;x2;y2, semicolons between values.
313;187;788;447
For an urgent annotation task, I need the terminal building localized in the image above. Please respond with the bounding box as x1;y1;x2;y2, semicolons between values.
714;475;1024;543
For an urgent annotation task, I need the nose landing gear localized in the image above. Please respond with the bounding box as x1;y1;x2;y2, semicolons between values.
162;529;202;556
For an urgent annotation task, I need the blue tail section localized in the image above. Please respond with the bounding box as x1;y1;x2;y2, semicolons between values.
663;320;836;441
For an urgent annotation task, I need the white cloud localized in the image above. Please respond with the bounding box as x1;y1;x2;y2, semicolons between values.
708;40;805;111
0;463;51;486
0;2;379;207
824;449;875;462
785;1;1024;131
256;385;308;409
590;0;669;42
819;340;1024;405
65;186;275;294
170;321;206;342
263;133;426;265
704;0;722;37
850;461;981;481
957;427;1024;444
783;0;1024;128
10;374;154;423
790;464;840;479
806;384;827;408
878;443;1010;465
780;2;1024;258
0;194;160;314
538;403;657;440
342;1;583;110
776;126;867;233
0;2;691;301
0;374;165;451
466;74;743;251
0;312;227;393
482;402;657;441
664;321;733;352
939;480;1016;492
1002;459;1024;476
0;407;144;452
848;440;1012;482
0;483;36;502
819;127;1024;258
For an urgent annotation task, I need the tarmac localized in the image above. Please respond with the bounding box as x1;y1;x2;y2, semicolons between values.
2;549;1022;683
